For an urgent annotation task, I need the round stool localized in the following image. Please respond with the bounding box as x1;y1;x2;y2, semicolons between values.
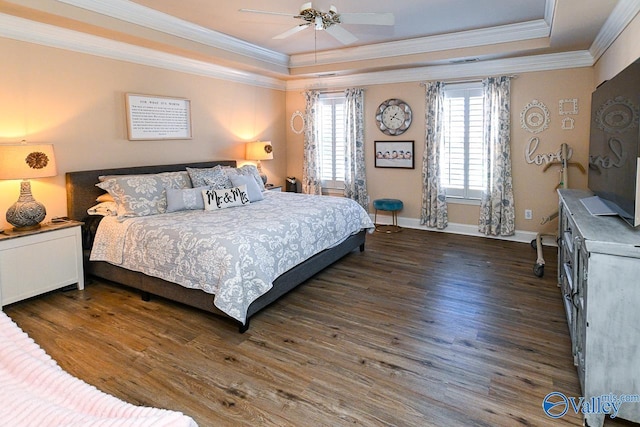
373;198;403;233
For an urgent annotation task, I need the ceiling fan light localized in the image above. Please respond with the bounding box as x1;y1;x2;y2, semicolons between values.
315;15;324;30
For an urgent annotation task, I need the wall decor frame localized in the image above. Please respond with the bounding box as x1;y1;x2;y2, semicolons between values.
290;110;305;134
125;93;192;140
559;98;578;115
562;117;575;130
520;99;550;134
374;140;415;169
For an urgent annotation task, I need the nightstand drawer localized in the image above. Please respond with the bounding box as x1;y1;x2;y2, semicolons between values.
0;223;84;306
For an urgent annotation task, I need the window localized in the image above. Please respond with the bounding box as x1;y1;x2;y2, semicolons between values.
318;94;346;189
441;84;485;200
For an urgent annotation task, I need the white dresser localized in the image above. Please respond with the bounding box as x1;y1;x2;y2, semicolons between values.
0;221;84;307
558;189;640;426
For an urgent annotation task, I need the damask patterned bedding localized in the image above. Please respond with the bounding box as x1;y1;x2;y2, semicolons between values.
91;191;374;324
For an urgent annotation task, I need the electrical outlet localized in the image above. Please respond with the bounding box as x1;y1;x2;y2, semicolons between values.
525;209;533;220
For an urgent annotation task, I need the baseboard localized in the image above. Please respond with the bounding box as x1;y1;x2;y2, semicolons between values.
370;214;558;246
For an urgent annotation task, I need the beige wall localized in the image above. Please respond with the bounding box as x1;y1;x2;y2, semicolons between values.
0;38;286;230
2;13;637;235
594;13;640;86
286;68;594;235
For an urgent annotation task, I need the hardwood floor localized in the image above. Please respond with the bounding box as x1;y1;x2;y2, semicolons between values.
3;229;634;426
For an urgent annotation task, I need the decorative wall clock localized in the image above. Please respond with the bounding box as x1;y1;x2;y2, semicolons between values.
375;99;412;136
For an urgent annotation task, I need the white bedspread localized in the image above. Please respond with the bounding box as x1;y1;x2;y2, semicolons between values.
0;310;197;426
91;191;374;324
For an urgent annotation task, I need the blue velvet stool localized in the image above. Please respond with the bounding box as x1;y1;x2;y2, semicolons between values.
373;198;403;233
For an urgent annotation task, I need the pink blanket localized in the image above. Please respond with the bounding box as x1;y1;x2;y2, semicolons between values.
0;311;197;426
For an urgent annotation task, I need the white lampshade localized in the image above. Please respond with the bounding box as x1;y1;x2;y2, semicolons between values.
245;141;274;161
0;143;57;180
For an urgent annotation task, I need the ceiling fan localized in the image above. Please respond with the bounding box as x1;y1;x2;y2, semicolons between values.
239;2;394;45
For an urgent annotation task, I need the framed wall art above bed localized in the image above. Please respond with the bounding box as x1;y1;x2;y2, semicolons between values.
125;93;192;141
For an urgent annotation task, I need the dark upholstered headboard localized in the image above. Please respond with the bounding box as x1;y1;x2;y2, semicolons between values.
65;160;237;222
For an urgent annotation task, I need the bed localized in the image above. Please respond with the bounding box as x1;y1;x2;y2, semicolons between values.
0;310;197;426
66;161;374;332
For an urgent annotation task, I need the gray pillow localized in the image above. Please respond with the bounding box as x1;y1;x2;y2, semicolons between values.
166;186;208;212
228;174;264;202
225;164;265;191
96;171;191;219
186;166;231;188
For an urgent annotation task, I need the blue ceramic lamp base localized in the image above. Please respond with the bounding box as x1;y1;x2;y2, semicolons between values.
5;180;46;231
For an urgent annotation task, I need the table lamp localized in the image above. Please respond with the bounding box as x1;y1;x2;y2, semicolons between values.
0;142;57;230
245;141;273;184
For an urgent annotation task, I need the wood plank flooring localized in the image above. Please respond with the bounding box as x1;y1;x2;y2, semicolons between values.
3;229;635;426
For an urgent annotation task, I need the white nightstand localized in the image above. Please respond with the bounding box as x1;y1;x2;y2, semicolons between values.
0;221;84;307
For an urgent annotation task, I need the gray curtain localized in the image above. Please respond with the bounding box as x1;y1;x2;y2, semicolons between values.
478;76;515;236
344;88;369;210
421;81;448;229
302;90;322;195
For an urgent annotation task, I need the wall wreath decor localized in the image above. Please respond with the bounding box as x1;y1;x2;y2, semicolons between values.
290;110;305;134
520;99;550;134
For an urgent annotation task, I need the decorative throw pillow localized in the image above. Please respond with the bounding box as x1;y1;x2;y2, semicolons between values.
228;174;264;202
186;165;231;189
202;185;250;210
224;164;265;191
96;193;114;203
166;186;208;212
87;201;118;216
96;171;191;219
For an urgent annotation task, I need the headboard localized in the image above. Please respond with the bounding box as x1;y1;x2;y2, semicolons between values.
65;160;237;221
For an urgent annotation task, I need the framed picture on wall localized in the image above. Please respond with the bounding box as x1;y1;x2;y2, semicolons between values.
125;93;192;140
374;141;415;169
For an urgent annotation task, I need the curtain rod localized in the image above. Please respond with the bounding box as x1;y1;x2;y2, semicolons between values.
299;88;366;95
420;75;518;86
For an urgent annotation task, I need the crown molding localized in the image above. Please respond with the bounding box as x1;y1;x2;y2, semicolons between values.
0;13;286;91
56;0;554;72
285;51;595;91
289;20;550;69
544;0;557;27
55;0;290;69
589;0;640;61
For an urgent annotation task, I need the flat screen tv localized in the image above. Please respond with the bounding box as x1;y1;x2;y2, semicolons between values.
588;57;640;227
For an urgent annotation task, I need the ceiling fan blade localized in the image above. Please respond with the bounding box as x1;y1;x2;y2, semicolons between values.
325;25;358;45
339;12;395;26
273;24;310;40
238;8;296;17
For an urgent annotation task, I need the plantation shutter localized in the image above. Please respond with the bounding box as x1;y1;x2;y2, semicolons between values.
318;95;346;188
441;85;485;199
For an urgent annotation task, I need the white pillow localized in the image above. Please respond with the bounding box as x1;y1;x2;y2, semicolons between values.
96;193;114;203
87;201;118;216
228;174;264;202
203;185;250;210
